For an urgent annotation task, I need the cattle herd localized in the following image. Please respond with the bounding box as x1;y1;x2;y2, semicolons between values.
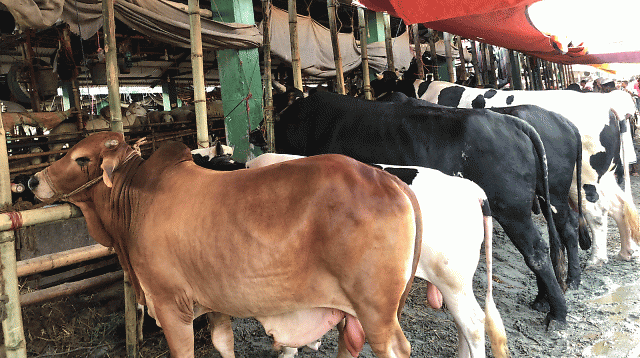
23;77;640;357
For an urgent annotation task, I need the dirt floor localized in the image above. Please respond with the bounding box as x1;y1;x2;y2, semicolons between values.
17;175;640;357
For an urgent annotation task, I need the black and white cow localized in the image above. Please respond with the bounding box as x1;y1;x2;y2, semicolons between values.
417;81;640;268
270;90;567;326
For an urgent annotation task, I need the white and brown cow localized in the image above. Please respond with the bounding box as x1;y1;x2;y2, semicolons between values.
246;153;509;358
417;81;640;268
28;131;422;358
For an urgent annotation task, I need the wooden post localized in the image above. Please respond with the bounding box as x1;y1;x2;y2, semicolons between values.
262;0;276;152
0;111;27;358
102;0;123;134
457;36;467;82
443;32;454;83
469;40;482;87
288;0;303;91
61;26;83;129
21;31;41;112
427;29;438;80
509;50;523;90
358;8;372;100
327;0;345;94
411;24;424;80
189;0;209;149
383;13;394;71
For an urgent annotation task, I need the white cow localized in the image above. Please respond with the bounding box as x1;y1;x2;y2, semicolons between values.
246;153;509;358
418;81;640;267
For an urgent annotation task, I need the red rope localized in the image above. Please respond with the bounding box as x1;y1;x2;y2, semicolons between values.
7;212;23;231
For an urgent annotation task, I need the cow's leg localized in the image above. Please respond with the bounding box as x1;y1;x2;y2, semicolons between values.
584;203;611;268
562;211;581;289
154;301;195;357
443;289;485;358
207;312;235;358
496;215;567;325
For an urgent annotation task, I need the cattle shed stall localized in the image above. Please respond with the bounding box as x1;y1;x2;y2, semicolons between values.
1;0;635;356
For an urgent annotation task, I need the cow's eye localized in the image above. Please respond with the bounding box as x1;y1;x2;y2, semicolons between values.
75;157;91;166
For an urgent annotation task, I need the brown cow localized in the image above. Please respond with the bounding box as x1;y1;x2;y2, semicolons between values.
28;131;422;358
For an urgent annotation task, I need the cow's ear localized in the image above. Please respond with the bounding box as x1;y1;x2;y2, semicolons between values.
101;158;117;188
100;139;121;188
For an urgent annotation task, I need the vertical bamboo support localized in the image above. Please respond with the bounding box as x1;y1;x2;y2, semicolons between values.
411;24;424;80
102;0;123;133
327;0;345;94
358;8;372;100
0;111;27;358
456;36;467;82
262;0;276;152
443;32;454;83
487;45;497;87
288;0;303;91
189;0;209;149
469;40;482;87
383;13;394;71
427;29;438;80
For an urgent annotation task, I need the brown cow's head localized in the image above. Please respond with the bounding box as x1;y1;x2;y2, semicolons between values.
29;131;132;202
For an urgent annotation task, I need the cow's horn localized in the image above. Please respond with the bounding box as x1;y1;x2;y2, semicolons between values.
105;139;119;148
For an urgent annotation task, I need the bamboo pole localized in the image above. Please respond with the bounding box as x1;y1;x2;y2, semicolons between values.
457;36;467;82
20;271;123;306
0;204;82;233
189;0;209;149
427;29;438;81
487;45;497;87
0;111;27;358
469;40;482;87
288;0;303;91
16;244;114;278
412;24;424;80
262;0;275;152
443;32;454;83
383;13;394;72
102;0;123;134
358;8;372;100
327;0;345;94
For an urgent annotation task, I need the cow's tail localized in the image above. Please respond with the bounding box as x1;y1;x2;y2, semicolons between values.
572;122;592;250
392;177;423;321
611;109;640;244
518;119;563;273
481;198;509;358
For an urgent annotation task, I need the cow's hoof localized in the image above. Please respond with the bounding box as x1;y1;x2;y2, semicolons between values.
544;316;567;332
565;278;580;291
531;299;550;313
585;257;607;269
616;250;635;261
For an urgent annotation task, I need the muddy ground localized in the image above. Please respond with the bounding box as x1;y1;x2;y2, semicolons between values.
18;177;640;357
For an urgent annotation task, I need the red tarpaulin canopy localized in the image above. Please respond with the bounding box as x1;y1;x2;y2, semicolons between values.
356;0;640;65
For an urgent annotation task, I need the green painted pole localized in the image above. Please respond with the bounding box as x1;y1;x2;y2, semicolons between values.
215;0;263;161
383;13;394;71
509;50;523;90
0;112;27;358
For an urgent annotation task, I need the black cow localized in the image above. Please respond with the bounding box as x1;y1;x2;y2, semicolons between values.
379;94;590;291
272;91;567;326
489;105;589;290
